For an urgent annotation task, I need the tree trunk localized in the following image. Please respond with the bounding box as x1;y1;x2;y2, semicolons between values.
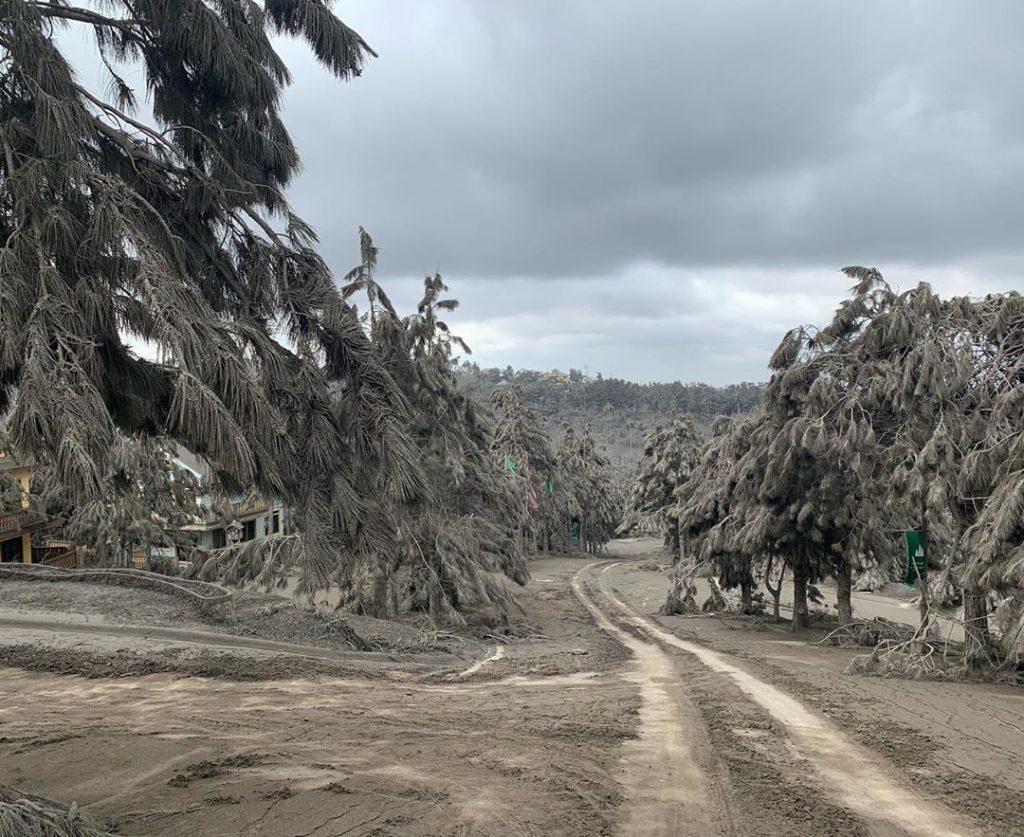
764;555;785;621
428;553;446;623
836;560;853;624
368;577;385;618
918;501;931;631
740;577;754;615
428;581;444;622
667;525;680;561
963;590;992;670
791;547;810;630
663;572;697;615
370;574;389;618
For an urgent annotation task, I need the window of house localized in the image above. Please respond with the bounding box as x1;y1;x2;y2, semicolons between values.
272;511;280;534
212;528;226;549
242;519;256;541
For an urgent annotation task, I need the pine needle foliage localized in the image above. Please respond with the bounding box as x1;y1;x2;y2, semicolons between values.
34;435;201;567
1;2;427;594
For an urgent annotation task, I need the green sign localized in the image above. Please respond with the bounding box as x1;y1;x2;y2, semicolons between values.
904;531;926;587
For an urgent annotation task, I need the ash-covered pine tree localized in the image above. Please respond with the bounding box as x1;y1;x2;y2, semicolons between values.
1;2;426;593
732;325;882;628
736;268;1021;660
618;415;701;558
804;270;1024;665
678;274;898;629
674;415;760;614
490;382;558;554
336;232;528;623
770;270;1015;655
578;425;620;552
555;424;619;554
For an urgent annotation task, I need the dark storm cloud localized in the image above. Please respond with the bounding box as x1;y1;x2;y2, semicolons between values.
271;2;1024;379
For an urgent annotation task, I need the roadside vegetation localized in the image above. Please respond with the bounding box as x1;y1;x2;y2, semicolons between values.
620;268;1024;681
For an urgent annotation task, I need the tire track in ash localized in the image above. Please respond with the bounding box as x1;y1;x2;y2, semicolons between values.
570;566;734;837
590;561;975;837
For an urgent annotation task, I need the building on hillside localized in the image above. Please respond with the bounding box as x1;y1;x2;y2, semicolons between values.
0;455;72;566
172;448;289;553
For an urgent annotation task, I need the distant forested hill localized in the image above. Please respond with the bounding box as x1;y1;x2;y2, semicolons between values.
456;364;764;474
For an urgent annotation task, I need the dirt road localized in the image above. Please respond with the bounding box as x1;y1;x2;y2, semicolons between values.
1;539;1021;835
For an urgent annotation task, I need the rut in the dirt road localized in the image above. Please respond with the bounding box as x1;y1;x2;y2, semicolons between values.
571;567;734;836
584;560;975;837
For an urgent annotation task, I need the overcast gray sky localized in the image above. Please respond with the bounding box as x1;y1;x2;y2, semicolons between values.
275;2;1023;383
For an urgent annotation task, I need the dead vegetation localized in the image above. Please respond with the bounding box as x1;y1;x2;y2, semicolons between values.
820;617;920;648
847;633;1024;687
0;784;112;837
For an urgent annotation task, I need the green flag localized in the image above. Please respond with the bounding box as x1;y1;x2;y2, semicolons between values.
904;531;926;587
504;457;517;475
546;473;555;495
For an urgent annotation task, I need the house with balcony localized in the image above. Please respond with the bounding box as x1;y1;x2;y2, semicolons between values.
173;447;288;552
0;455;71;566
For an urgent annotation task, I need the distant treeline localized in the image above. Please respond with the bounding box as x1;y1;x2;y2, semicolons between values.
455;364;765;473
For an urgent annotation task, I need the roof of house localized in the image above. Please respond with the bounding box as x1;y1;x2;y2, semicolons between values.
172;445;211;482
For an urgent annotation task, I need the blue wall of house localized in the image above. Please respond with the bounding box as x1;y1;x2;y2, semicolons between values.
194;507;285;550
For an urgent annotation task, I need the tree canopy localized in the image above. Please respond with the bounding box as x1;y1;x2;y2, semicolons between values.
0;1;427;593
618;415;701;557
673;267;1024;669
555;424;619;554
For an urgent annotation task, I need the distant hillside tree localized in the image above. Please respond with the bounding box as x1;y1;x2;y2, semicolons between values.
456;365;764;474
